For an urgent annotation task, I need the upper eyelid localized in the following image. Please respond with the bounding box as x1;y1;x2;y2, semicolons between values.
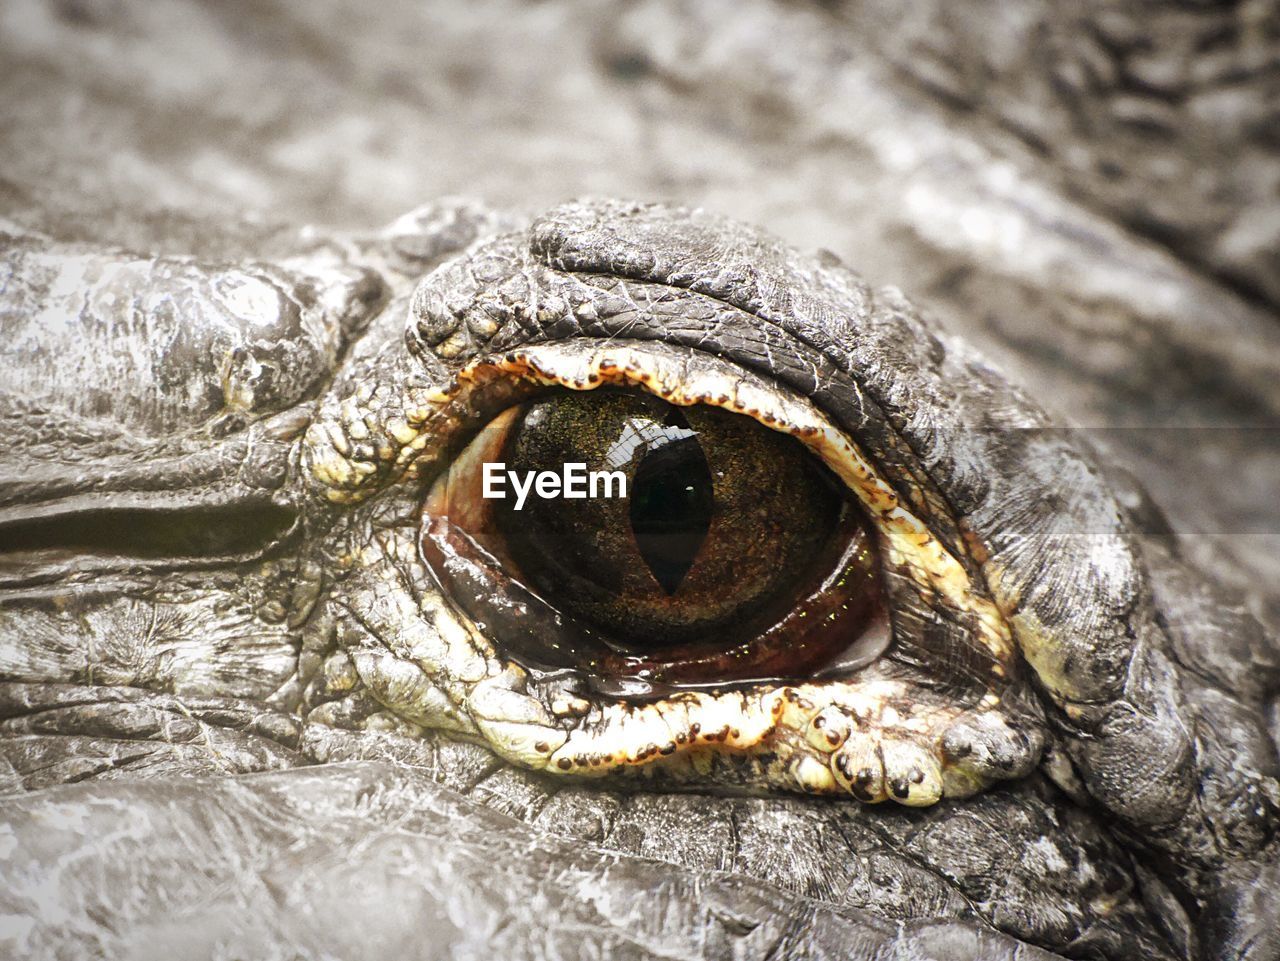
409;229;975;577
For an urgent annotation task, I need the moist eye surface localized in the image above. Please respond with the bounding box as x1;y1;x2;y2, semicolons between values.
423;388;890;695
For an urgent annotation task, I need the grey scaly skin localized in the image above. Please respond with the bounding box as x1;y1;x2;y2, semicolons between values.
1;196;1278;961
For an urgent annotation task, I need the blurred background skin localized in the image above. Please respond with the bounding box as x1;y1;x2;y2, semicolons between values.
1;0;1278;621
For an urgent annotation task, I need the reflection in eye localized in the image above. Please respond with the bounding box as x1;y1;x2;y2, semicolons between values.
422;389;890;698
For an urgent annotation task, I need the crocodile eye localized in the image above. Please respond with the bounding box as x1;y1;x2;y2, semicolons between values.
305;207;1035;804
422;389;889;697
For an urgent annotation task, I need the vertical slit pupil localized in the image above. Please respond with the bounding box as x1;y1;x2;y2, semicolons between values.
628;410;715;595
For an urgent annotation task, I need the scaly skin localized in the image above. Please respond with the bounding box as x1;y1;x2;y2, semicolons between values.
2;3;1280;959
2;197;1276;960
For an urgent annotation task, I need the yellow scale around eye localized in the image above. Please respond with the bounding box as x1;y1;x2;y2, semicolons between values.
309;338;1024;806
